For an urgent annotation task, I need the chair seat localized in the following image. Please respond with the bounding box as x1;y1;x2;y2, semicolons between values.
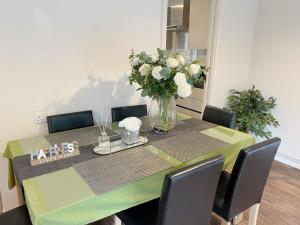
0;205;31;225
213;171;231;217
117;199;159;225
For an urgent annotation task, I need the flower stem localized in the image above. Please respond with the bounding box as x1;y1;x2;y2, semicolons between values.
158;96;171;131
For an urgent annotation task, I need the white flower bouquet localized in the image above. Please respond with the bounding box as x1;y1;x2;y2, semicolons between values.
119;117;142;145
127;48;208;132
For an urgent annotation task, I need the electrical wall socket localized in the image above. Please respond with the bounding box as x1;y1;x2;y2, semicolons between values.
33;111;48;124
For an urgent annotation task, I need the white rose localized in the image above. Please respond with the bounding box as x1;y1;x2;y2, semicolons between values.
177;83;192;98
138;64;152;76
174;72;187;86
151;53;159;62
166;57;179;68
131;57;139;67
119;117;142;132
152;66;163;80
176;55;185;65
189;64;201;75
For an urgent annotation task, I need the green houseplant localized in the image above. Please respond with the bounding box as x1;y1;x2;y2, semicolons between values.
227;86;279;139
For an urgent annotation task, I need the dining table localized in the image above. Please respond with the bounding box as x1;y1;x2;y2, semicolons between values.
3;114;255;225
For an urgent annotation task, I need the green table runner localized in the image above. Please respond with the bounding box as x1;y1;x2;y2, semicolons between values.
3;137;52;189
22;127;254;225
3;115;255;225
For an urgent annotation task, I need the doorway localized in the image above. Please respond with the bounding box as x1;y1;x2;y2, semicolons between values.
161;0;220;119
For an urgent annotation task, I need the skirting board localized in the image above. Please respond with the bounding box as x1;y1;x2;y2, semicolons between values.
275;152;300;170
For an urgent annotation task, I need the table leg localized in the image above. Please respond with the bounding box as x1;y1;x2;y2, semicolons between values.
14;175;24;205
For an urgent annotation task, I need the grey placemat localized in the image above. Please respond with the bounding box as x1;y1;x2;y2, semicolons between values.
13;144;106;188
184;118;218;131
140;117;187;132
146;119;217;142
151;131;230;162
45;126;116;146
14;118;218;193
73;147;173;195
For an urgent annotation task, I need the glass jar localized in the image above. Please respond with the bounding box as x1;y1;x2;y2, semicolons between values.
95;132;111;154
121;129;140;145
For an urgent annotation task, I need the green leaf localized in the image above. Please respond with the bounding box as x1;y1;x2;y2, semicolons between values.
160;67;172;80
141;89;148;97
226;85;279;139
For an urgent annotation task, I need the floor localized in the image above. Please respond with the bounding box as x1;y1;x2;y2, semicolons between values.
1;161;299;224
212;161;300;225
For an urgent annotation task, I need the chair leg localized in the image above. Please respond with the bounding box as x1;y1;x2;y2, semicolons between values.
114;215;122;225
248;203;260;225
233;213;243;224
221;219;231;225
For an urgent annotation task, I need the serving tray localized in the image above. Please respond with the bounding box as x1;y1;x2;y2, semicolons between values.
93;136;148;155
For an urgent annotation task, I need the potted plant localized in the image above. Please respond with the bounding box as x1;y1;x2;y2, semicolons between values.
127;48;208;132
227;86;279;139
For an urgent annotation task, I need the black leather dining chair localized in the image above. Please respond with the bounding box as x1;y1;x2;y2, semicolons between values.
0;205;32;225
111;104;147;122
202;105;236;128
117;156;225;225
213;137;281;225
47;110;94;133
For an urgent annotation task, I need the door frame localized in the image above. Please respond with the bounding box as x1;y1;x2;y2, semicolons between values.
203;0;221;108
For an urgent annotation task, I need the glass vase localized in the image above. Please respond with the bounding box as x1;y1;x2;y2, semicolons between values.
149;96;177;132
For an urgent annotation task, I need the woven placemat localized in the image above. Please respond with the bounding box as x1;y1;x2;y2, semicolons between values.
140;118;187;132
13;144;106;188
146;119;217;143
73;147;173;195
45;126;116;147
184;118;218;131
151;131;230;162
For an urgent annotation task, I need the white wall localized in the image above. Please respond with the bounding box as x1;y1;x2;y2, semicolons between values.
249;0;300;168
0;0;164;210
209;0;259;107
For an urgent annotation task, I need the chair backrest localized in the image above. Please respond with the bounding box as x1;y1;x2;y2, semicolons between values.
111;104;147;122
223;137;281;220
157;156;224;225
47;110;94;133
202;105;236;128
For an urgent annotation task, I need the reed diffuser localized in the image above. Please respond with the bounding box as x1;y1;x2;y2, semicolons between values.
93;111;111;154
